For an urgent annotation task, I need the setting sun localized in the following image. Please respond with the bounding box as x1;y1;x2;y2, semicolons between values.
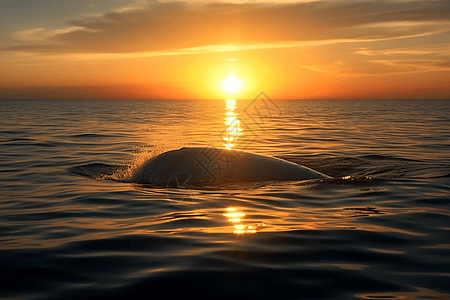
222;77;242;94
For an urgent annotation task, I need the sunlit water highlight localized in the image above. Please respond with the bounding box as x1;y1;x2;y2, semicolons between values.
1;99;449;299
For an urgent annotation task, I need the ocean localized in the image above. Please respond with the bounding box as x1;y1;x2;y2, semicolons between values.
1;99;449;299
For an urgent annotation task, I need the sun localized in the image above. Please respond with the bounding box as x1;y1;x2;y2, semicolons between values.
222;76;242;93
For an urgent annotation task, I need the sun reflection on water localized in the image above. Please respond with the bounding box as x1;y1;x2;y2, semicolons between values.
222;99;243;150
224;207;257;235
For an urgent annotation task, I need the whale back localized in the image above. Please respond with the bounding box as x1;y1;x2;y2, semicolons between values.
132;147;329;184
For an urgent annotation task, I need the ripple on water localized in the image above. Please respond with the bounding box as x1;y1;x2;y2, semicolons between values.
1;100;450;299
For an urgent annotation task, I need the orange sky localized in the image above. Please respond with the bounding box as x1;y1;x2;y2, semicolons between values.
1;0;449;99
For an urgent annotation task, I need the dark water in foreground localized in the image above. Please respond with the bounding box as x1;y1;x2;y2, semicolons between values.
1;99;450;299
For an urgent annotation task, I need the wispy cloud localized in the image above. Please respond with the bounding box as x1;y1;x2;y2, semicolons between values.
371;59;450;72
355;44;450;56
12;26;85;41
3;0;449;55
351;42;450;74
81;13;104;18
112;0;155;13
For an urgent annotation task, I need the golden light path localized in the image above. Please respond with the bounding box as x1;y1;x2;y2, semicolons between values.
223;99;242;150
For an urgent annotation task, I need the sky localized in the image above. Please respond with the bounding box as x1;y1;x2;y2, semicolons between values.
0;0;449;99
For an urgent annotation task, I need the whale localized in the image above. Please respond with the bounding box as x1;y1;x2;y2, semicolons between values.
132;147;330;185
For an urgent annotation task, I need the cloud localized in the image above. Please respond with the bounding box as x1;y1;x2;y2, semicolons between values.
81;13;104;18
12;26;85;41
350;43;450;74
355;43;450;56
371;58;450;72
112;0;156;13
2;0;450;54
11;28;46;41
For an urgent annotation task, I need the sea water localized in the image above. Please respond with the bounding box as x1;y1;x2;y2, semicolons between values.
1;99;449;299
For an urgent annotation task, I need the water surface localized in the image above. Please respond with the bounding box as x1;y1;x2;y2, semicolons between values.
1;99;449;299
